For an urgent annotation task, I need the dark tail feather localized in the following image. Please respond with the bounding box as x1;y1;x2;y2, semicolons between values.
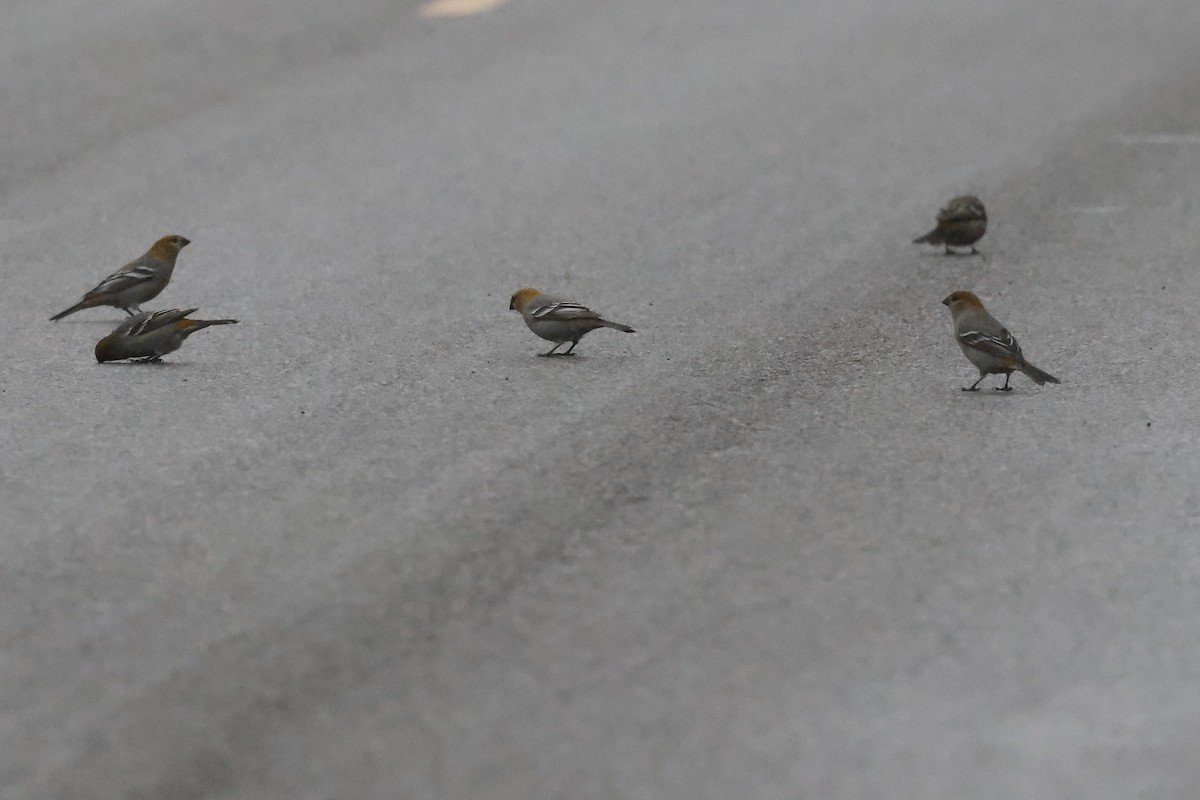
912;228;942;245
600;319;635;333
181;318;239;335
50;300;93;321
1022;363;1060;385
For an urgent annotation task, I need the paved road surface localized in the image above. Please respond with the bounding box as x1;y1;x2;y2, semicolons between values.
3;0;1200;797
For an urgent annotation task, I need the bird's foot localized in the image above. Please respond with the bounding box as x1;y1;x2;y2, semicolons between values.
961;386;980;392
993;386;1013;392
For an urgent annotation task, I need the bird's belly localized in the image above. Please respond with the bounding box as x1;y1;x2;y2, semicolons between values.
960;344;1006;374
943;220;986;246
529;320;584;342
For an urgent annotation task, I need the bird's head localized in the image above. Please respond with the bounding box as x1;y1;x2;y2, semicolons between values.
942;290;985;314
509;287;541;312
952;195;986;219
148;234;191;260
94;334;118;363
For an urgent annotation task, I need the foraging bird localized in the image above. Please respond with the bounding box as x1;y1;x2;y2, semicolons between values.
913;196;986;255
51;235;191;321
942;290;1059;391
509;287;635;356
95;307;237;363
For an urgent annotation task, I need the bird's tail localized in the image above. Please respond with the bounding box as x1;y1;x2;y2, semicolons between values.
912;228;943;245
1021;362;1060;385
179;318;239;335
599;319;635;333
49;299;96;321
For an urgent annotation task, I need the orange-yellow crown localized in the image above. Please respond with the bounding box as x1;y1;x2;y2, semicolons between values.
942;290;984;309
146;234;191;259
509;287;541;311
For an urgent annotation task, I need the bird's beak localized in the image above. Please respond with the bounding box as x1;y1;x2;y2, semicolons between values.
179;237;191;247
508;299;516;310
941;296;951;306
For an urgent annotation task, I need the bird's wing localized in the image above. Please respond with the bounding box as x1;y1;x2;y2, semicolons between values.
125;308;194;337
88;264;160;297
530;300;600;321
958;327;1024;362
937;202;984;223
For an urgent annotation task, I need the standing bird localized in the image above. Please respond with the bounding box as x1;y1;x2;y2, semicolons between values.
913;195;987;255
942;291;1059;391
50;235;191;321
95;308;237;363
509;287;635;356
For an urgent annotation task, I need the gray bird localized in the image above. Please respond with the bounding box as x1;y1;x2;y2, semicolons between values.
51;235;190;321
942;291;1059;391
509;287;635;356
95;307;237;363
914;196;987;255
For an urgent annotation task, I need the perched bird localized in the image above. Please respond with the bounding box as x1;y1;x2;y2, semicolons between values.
50;235;191;321
509;287;635;356
95;308;237;363
913;195;987;255
942;290;1059;391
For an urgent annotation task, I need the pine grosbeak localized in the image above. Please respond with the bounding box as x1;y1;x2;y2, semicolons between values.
51;235;190;321
95;307;237;363
509;287;635;356
913;196;986;255
942;291;1059;391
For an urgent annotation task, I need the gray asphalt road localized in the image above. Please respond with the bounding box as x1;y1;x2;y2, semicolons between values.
4;0;1200;797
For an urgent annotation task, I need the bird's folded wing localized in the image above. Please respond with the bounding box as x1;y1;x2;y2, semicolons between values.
530;301;599;321
958;329;1022;361
126;308;192;337
938;203;984;223
90;265;160;295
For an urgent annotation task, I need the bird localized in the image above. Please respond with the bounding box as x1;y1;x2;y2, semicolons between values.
913;195;987;255
50;235;191;321
508;287;635;356
95;308;237;363
942;290;1059;391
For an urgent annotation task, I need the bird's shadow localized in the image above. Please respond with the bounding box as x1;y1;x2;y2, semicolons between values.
957;387;1033;397
97;360;188;368
916;250;986;260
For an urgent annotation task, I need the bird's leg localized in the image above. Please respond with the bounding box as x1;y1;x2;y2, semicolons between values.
539;342;564;357
962;374;985;392
970;246;980;255
122;308;135;316
994;373;1013;391
562;340;579;356
944;244;952;255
